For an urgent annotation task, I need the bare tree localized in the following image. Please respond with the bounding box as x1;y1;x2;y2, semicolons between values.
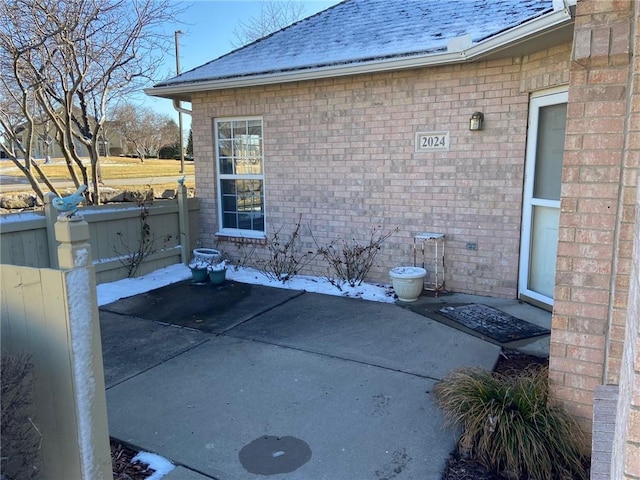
113;103;178;162
231;0;306;48
0;75;61;200
39;118;53;164
0;0;182;204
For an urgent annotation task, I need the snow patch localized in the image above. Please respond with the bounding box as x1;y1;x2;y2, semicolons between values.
97;263;192;306
0;211;43;223
74;247;90;267
66;266;97;478
97;263;396;306
207;260;226;272
131;452;175;480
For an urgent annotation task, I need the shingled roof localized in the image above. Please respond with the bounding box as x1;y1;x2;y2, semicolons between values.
149;0;574;98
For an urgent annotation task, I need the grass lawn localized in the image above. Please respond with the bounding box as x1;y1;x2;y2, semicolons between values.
1;156;195;180
0;157;196;194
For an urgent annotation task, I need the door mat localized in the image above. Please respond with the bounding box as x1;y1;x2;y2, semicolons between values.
434;304;550;344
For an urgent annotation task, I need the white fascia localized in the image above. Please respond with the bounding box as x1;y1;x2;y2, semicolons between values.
145;6;572;99
460;4;573;61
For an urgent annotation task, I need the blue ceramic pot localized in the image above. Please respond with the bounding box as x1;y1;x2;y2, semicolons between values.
209;268;227;285
190;267;209;283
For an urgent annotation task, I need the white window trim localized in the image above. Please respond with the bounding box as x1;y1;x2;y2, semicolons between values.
214;116;266;239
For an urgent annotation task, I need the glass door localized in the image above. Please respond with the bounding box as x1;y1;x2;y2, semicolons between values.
519;90;568;308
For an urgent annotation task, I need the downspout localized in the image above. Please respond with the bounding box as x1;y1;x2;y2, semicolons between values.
173;99;192;116
173;99;192;174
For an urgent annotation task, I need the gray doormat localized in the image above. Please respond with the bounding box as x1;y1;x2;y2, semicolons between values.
434;304;550;344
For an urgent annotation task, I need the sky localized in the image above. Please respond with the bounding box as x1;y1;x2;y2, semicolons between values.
139;0;343;134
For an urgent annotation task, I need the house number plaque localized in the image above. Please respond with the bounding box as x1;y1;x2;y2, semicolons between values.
415;131;450;152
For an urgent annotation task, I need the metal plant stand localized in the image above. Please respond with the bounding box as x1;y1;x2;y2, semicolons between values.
413;232;445;295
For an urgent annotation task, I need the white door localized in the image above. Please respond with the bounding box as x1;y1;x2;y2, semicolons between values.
519;90;568;308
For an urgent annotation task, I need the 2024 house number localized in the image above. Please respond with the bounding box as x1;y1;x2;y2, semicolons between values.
416;131;450;152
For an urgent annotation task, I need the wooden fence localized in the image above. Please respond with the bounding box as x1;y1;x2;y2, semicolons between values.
1;218;111;479
0;185;199;284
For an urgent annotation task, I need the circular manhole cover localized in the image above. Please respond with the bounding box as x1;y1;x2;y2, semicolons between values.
239;435;312;475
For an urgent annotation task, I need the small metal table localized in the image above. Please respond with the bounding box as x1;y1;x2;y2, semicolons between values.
413;232;445;295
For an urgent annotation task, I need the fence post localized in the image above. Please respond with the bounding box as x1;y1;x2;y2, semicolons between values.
44;193;59;269
177;181;191;265
55;216;92;269
54;215;111;479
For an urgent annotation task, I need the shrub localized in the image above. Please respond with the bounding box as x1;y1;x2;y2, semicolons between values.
158;143;179;159
1;353;41;479
314;226;397;289
432;366;588;480
225;238;257;271
254;215;316;283
113;190;172;277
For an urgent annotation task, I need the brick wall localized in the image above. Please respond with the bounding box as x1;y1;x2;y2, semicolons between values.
549;0;639;450
611;1;640;477
191;45;570;297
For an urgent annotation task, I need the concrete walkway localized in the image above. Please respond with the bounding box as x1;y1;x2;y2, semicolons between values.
0;174;195;193
100;281;550;479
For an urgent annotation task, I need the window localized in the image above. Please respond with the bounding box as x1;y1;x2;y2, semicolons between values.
215;118;265;236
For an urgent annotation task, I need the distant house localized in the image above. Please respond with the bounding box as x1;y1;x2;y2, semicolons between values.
148;0;639;473
11;117;126;160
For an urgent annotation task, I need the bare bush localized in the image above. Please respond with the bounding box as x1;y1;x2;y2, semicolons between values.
1;353;41;480
314;226;397;289
114;190;172;277
254;216;316;283
225;239;258;271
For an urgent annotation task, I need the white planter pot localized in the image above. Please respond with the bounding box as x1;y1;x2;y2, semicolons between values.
389;266;427;302
192;248;221;266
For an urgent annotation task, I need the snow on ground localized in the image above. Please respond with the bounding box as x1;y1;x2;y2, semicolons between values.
97;263;191;305
131;452;175;480
97;263;396;306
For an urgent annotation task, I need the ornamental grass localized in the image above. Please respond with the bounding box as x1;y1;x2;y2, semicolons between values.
432;366;588;480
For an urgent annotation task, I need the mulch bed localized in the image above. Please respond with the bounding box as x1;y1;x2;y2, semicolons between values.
111;439;156;480
109;351;548;480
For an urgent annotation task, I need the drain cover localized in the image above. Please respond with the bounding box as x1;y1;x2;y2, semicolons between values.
239;435;312;475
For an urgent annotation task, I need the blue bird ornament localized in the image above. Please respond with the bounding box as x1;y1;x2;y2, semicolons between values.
52;184;87;218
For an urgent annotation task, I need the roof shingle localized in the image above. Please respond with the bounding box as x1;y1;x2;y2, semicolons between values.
156;0;555;87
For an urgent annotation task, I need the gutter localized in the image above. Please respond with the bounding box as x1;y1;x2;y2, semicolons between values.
173;98;191;115
146;6;573;100
462;5;572;59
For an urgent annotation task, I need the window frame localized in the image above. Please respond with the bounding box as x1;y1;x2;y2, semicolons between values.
214;116;266;239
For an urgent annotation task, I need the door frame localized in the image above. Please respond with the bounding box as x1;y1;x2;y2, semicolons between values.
518;87;568;308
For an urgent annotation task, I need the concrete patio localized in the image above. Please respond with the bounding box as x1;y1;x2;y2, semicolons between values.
100;280;550;479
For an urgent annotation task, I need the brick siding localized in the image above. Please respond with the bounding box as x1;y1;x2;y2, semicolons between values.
191;45;570;297
612;1;640;478
188;0;640;472
550;0;640;471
